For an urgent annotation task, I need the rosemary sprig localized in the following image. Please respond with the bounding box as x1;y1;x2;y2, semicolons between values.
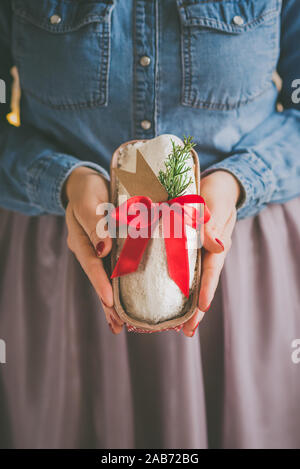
158;136;195;199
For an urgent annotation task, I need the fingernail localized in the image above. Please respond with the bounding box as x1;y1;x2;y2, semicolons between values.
204;205;211;224
191;321;200;337
96;241;105;256
215;238;224;251
204;303;211;313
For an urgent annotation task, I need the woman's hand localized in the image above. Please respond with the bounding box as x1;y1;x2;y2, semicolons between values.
64;166;124;334
182;170;241;337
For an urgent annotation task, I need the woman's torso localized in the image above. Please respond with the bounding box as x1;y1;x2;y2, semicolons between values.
11;0;281;170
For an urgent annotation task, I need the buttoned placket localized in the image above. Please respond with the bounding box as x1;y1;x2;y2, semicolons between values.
133;0;158;139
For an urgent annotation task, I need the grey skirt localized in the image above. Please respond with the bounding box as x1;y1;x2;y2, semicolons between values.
0;198;300;449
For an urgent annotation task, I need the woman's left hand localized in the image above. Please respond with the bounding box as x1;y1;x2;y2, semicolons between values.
182;170;241;337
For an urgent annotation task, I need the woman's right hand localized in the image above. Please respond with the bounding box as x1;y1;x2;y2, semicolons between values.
64;166;124;334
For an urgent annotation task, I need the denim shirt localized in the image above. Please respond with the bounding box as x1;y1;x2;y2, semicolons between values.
0;0;300;219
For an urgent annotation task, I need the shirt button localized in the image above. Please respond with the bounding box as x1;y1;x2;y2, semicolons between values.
233;15;244;26
140;120;151;130
140;56;151;67
50;14;62;25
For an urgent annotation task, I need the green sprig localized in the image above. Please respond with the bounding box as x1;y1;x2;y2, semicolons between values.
158;136;195;199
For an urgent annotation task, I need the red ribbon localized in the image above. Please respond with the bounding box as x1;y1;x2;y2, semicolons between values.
111;194;210;297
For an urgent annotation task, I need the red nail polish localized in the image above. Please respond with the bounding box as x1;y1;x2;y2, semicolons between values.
215;238;224;251
204;205;211;224
191;321;200;336
204;303;211;313
96;241;105;256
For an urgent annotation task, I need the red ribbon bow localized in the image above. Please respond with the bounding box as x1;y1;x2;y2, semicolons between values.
111;194;210;297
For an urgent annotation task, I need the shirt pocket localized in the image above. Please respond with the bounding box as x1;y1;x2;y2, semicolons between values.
176;0;281;110
12;0;115;110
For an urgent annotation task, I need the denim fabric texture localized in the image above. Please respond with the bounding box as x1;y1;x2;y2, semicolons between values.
0;0;299;219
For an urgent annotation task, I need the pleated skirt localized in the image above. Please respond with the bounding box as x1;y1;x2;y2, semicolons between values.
1;198;300;449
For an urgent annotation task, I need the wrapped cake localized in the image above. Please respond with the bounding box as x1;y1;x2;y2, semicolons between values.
110;134;205;332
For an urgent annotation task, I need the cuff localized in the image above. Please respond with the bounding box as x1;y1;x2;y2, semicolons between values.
26;153;110;215
201;151;276;219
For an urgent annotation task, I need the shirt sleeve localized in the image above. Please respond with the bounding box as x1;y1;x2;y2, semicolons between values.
0;0;109;216
202;0;300;220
